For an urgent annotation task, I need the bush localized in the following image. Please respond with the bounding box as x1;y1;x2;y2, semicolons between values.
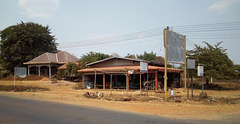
56;69;66;80
0;70;10;79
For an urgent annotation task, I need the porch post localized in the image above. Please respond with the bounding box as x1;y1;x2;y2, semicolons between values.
110;74;112;94
155;71;158;91
103;73;105;89
140;73;142;91
27;66;30;75
38;66;41;76
126;74;129;91
49;65;52;78
82;74;85;87
94;70;96;89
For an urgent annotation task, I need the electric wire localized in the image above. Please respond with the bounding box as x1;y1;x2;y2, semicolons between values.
58;21;240;50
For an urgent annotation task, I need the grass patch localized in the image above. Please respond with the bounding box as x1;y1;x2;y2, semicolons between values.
0;85;50;92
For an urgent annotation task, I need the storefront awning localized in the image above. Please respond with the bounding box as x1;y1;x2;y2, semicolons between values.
78;65;182;73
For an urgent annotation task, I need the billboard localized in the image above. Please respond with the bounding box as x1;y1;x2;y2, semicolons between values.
166;30;185;63
14;67;27;78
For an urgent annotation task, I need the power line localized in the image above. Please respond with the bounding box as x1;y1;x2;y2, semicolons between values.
60;36;162;49
60;28;163;45
171;21;240;28
174;27;240;33
59;21;240;50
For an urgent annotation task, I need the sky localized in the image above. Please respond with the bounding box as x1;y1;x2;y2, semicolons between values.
0;0;240;64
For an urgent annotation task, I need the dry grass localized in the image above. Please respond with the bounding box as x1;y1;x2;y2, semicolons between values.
0;80;240;120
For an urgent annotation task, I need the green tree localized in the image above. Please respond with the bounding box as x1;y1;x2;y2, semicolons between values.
0;22;57;73
234;64;240;79
154;56;165;64
137;51;156;61
187;41;237;80
125;53;136;59
66;62;81;78
78;52;109;67
109;53;120;57
56;69;66;80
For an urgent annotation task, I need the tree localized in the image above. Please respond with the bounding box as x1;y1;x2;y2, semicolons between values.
110;53;120;57
137;51;156;61
66;62;81;79
56;63;81;80
187;41;237;80
0;22;57;73
234;64;240;79
78;52;109;67
125;53;136;59
154;56;165;64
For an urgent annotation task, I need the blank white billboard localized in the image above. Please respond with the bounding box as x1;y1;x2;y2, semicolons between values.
166;30;185;63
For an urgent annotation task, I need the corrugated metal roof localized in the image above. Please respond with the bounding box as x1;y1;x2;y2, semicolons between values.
86;57;148;66
78;65;182;73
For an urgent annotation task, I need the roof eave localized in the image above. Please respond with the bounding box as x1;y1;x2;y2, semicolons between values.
86;57;149;66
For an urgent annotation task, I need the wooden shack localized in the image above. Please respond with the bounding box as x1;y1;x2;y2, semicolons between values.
78;57;182;91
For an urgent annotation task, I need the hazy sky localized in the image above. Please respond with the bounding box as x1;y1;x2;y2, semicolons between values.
1;0;240;64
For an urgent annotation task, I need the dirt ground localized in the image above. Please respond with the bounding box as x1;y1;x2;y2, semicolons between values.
0;80;240;121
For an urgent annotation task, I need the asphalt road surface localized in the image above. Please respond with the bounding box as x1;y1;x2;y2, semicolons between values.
0;94;215;124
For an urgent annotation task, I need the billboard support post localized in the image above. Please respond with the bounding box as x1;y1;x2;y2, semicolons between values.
164;28;185;100
184;36;187;97
164;28;168;100
187;59;196;100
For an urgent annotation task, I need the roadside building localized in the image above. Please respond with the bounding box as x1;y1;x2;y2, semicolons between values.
78;57;182;90
24;51;78;78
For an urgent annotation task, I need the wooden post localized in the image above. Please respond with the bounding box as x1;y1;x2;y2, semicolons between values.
110;74;112;95
140;73;142;91
82;74;85;87
127;74;129;91
115;75;117;87
103;73;105;90
147;71;148;96
155;71;158;91
94;70;96;90
191;71;193;99
125;69;129;91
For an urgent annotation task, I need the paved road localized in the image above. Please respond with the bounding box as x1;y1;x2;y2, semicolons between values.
0;94;211;124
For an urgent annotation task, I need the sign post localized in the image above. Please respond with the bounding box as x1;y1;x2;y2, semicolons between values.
187;59;195;100
140;62;148;95
198;66;204;93
14;67;27;87
164;28;185;100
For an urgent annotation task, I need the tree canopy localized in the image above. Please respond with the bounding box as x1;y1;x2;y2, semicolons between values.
137;51;156;61
187;41;238;80
0;22;57;72
78;52;109;67
136;51;164;64
125;53;136;59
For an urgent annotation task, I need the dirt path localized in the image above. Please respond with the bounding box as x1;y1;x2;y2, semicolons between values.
0;81;240;121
